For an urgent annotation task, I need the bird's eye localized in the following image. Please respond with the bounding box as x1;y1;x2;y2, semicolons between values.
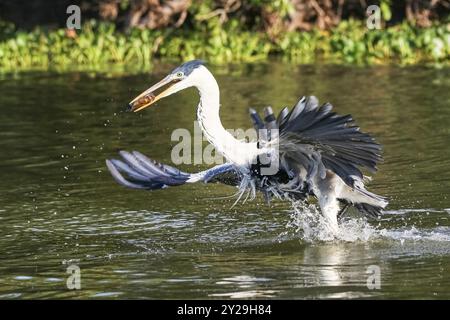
176;72;184;78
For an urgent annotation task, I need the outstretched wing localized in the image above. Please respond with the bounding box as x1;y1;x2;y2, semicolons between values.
247;97;385;215
106;150;239;190
277;96;383;187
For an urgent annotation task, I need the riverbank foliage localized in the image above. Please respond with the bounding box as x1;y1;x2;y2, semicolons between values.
0;0;449;71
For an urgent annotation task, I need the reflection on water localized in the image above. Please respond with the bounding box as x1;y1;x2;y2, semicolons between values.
0;62;449;299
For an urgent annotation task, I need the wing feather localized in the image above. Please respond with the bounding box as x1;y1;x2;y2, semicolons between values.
278;96;383;187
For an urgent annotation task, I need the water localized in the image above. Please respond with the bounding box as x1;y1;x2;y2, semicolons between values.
0;62;449;299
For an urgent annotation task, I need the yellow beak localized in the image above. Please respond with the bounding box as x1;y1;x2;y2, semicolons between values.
127;75;179;112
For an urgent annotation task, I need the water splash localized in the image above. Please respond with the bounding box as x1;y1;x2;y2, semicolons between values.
284;201;450;243
379;226;450;242
284;201;378;242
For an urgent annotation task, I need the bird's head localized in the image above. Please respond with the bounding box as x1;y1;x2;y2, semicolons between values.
127;59;206;112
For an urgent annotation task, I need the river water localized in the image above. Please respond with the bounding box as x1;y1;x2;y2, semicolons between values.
0;62;449;299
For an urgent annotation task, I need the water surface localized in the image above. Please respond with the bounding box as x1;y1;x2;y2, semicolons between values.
0;63;449;299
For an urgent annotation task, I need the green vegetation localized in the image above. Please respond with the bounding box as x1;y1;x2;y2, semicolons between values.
0;17;449;71
278;20;450;65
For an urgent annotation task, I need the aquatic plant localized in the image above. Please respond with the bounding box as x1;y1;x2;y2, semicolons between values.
0;18;448;72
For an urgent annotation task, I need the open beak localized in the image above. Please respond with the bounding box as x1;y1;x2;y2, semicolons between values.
127;75;179;112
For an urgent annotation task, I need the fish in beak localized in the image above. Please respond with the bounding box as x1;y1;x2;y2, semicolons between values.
127;75;180;112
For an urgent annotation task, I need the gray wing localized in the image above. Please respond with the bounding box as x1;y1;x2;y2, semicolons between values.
248;97;386;216
277;96;383;188
106;151;239;190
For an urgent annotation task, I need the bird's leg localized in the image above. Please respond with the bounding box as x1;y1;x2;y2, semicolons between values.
318;196;340;235
313;171;342;235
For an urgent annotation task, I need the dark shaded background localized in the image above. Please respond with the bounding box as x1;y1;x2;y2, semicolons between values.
1;0;448;31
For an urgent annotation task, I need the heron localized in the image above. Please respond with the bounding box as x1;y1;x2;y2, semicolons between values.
106;60;387;233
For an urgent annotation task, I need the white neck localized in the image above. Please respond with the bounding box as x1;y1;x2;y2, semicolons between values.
193;67;257;167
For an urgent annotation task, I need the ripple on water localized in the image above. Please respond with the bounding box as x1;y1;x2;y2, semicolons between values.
91;292;123;298
209;290;278;298
0;293;22;299
14;276;33;281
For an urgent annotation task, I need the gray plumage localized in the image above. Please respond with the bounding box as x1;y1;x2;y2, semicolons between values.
107;95;387;219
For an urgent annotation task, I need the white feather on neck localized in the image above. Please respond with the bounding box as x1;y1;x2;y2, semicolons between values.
189;66;258;167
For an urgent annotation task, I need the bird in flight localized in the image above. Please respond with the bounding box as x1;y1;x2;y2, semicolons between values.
106;60;387;233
